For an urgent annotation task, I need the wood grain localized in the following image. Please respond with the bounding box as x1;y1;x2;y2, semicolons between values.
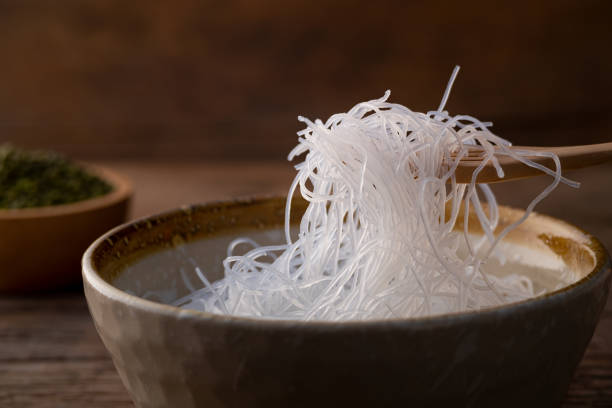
0;294;132;407
0;1;610;160
0;161;611;407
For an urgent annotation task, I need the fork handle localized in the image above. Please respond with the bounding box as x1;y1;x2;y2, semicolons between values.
522;142;612;171
455;142;612;184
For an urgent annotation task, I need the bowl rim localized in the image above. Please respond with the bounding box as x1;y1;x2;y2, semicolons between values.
82;196;611;328
0;163;133;219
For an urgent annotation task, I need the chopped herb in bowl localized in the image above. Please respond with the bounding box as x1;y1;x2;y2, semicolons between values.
0;145;113;209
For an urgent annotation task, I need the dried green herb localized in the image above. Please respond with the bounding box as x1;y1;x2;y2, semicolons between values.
0;145;113;209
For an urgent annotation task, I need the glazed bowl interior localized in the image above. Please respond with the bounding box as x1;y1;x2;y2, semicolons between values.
89;197;604;320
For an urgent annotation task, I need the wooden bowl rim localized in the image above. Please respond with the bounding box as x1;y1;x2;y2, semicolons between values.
0;164;133;220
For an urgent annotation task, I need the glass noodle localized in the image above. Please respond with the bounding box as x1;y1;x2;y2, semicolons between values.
172;67;579;321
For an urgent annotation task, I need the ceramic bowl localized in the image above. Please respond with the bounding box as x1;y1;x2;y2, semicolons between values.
83;197;610;408
0;165;132;292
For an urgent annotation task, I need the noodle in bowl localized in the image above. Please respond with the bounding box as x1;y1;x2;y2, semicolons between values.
83;68;610;405
82;196;610;408
159;70;580;321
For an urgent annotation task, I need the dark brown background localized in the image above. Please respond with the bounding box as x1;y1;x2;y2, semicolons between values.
1;2;612;406
0;0;611;160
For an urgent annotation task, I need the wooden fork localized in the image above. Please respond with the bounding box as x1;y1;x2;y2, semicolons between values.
453;142;612;184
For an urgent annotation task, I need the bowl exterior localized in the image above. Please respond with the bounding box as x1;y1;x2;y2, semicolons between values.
83;198;612;407
85;260;610;408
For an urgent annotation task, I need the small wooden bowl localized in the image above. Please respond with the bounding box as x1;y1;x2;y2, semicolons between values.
83;197;611;407
0;165;132;292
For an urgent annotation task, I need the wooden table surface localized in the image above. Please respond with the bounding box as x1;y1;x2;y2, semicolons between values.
1;160;611;407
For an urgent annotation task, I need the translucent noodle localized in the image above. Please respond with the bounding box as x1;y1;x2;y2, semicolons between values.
175;67;578;321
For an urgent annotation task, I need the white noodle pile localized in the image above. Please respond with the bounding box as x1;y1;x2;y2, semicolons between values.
174;67;578;320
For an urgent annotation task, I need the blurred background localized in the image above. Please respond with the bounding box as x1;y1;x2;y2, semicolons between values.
1;2;612;406
0;0;611;161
